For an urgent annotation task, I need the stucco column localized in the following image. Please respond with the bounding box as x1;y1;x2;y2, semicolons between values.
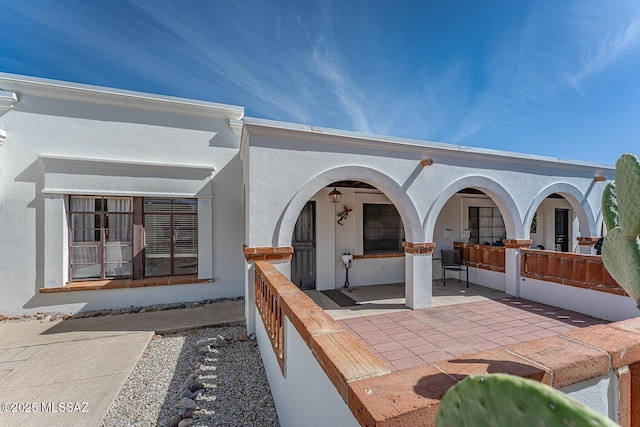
577;237;600;255
403;242;435;309
243;245;294;334
503;239;532;297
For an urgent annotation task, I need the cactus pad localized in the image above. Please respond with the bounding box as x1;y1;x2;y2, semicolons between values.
601;182;618;232
436;374;618;427
615;154;640;237
602;227;640;305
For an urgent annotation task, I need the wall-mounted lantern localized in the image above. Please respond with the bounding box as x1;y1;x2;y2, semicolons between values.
328;187;342;203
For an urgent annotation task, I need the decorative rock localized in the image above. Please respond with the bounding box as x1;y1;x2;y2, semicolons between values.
190;388;205;399
176;397;197;410
195;337;210;346
211;335;226;347
249;333;256;341
187;373;197;380
183;378;195;390
184;411;193;419
177;418;193;427
197;345;210;354
167;413;183;427
179;408;187;417
179;389;191;399
193;369;203;375
189;382;204;392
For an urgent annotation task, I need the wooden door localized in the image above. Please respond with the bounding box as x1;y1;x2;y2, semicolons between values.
291;201;316;290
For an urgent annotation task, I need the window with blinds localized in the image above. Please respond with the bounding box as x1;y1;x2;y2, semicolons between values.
144;198;198;277
68;196;198;281
363;203;404;254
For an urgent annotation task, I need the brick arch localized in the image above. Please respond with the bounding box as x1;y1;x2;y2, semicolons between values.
524;183;597;240
274;166;422;247
423;176;523;242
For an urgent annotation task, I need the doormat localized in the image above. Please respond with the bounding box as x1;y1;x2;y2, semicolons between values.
321;289;357;307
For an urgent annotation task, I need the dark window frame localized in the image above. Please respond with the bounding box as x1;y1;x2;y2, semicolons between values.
143;198;198;277
68;196;198;281
468;206;505;244
362;203;404;254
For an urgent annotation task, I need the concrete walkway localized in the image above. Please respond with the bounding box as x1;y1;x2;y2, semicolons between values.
0;299;244;427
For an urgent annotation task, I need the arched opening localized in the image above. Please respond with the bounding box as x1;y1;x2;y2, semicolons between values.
430;186;519;293
423;176;522;243
290;180;410;293
525;184;596;253
273;166;427;309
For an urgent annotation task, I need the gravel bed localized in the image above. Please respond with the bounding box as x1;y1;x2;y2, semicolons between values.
101;325;279;427
0;297;243;324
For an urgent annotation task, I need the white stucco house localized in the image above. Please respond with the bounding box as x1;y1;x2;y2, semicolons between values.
0;73;615;318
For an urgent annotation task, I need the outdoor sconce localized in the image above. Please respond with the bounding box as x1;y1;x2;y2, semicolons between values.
593;175;607;182
328;187;342;203
421;158;434;166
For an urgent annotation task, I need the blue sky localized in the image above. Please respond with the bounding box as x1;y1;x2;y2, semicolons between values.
1;1;639;165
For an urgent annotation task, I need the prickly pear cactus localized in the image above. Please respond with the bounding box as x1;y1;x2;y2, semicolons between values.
436;374;618;427
601;153;640;309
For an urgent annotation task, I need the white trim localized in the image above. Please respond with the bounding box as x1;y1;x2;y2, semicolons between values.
243;117;615;173
0;90;18;111
41;188;213;198
229;118;243;135
38;154;216;171
0;73;243;120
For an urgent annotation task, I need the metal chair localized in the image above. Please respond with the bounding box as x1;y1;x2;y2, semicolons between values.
441;249;469;287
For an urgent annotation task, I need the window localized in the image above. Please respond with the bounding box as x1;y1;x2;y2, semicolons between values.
468;207;505;244
144;198;198;277
69;196;133;280
69;196;197;281
363;204;404;254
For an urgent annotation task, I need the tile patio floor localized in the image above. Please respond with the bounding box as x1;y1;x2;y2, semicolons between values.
339;296;608;372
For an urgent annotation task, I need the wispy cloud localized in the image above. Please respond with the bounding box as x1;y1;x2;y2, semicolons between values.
449;1;640;145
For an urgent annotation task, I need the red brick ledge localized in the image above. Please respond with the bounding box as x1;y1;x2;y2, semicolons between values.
402;242;436;255
39;275;213;293
254;259;640;426
503;239;533;249
244;245;294;262
353;253;405;260
347;317;640;426
254;261;390;400
577;237;600;246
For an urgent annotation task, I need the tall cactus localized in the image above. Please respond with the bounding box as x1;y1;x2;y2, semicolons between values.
436;374;618;426
601;153;640;309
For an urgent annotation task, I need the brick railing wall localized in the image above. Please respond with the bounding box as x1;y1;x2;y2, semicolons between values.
520;249;626;296
254;261;389;385
253;259;640;426
453;242;505;272
255;264;286;373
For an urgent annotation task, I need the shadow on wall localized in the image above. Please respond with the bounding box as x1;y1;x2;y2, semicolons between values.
14;159;46;297
20;96;239;149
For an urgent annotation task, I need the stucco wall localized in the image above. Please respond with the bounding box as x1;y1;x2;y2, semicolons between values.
521;276;639;321
0;91;245;316
244;129;608;252
256;311;359;427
